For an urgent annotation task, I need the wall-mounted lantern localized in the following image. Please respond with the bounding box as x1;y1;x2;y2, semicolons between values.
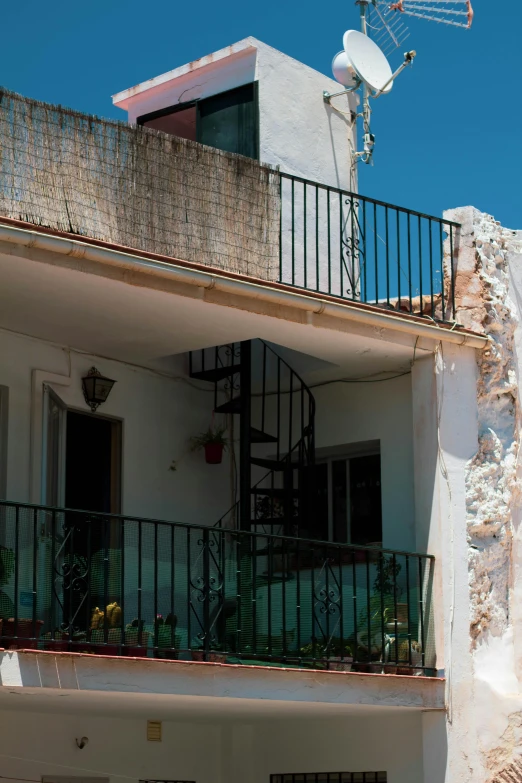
82;367;116;413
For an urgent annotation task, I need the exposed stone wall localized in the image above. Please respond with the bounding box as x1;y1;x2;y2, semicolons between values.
445;206;522;781
0;89;280;280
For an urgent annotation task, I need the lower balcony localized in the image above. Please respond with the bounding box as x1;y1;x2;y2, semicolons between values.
0;500;435;676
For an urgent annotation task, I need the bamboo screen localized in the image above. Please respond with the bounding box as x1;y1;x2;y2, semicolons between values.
0;89;280;280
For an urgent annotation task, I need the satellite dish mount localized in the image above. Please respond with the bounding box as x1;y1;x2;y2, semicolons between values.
323;0;473;166
323;1;416;165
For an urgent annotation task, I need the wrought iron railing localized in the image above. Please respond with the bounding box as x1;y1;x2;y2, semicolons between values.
0;501;435;674
279;172;459;323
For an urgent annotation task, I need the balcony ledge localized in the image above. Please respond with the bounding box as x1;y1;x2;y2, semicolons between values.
0;649;445;713
0;215;488;350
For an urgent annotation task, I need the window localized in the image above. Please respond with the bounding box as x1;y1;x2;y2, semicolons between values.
271;773;387;783
143;104;197;141
315;447;382;546
139;83;259;160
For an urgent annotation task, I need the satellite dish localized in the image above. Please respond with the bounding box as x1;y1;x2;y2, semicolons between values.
331;51;359;89
343;29;394;95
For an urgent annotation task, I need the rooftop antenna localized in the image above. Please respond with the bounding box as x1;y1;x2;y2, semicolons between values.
389;1;474;30
323;0;473;165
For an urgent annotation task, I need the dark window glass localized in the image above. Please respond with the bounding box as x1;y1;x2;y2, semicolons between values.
349;454;382;546
198;83;258;158
332;459;348;543
311;461;329;541
143;105;197;142
271;773;387;783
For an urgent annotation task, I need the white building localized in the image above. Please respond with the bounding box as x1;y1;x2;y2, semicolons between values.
0;37;520;783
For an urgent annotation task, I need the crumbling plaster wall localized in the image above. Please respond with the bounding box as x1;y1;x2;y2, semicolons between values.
445;206;522;782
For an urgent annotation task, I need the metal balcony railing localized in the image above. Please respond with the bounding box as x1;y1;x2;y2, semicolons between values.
279;173;459;323
0;501;436;674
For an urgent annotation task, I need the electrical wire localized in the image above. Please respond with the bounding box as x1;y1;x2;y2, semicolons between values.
308;371;411;390
0;325;215;394
250;368;413;399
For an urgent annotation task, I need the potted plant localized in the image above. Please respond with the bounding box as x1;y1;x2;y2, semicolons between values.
122;618;151;658
353;556;402;673
191;637;227;663
299;638;353;671
153;614;181;659
191;425;228;465
88;602;123;655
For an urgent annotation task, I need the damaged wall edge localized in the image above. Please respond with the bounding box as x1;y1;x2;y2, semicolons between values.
444;205;522;782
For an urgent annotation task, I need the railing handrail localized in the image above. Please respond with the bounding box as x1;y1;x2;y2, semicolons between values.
279;171;461;228
258;339;314;404
0;499;434;560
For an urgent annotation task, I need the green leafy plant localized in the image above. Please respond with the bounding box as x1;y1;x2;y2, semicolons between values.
300;637;353;659
356;555;403;659
190;425;228;451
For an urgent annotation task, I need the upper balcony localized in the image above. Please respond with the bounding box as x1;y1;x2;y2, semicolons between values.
0;86;462;327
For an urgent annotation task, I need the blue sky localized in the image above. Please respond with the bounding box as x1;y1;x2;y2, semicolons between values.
1;0;520;228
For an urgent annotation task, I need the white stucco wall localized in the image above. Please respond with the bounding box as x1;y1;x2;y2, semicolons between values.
114;37;356;191
0;705;430;783
231;714;426;783
314;373;416;553
0;328;231;524
0;708;222;783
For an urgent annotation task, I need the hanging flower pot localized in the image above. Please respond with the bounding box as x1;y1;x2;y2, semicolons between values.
190;424;228;466
204;442;224;464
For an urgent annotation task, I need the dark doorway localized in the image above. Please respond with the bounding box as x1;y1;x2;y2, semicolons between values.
62;411;122;632
65;411;121;514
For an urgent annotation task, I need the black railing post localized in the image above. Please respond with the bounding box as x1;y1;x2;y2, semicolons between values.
239;340;252;532
202;527;210;659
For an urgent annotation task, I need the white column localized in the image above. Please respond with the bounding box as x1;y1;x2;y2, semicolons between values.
414;341;485;782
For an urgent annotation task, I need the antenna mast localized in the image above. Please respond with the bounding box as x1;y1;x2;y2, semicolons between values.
357;1;374;164
323;0;472;167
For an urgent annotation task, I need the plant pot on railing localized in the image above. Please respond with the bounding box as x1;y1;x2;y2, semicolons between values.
299;639;353;671
88;627;121;655
42;631;89;653
1;618;43;650
384;638;423;676
42;631;69;652
124;627;151;658
152;615;180;659
191;649;227;663
327;656;353;672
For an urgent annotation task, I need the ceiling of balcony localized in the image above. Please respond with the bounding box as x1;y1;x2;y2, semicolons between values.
0;246;433;383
